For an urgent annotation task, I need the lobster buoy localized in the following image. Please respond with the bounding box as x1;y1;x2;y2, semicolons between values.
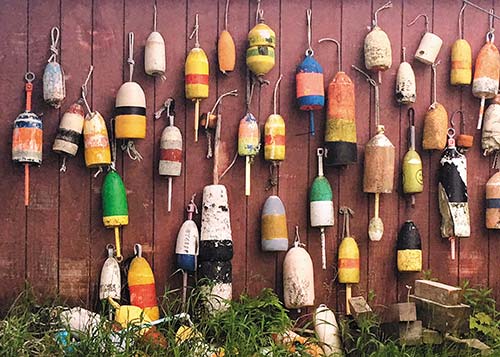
451;3;472;86
438;129;470;260
364;1;392;83
102;170;128;261
261;195;288;252
128;244;160;321
283;226;314;310
403;108;423;205
423;103;448;150
486;171;500;229
83;111;112;168
145;5;166;78
99;245;121;301
473;31;500;130
395;47;416;105
408;14;442;65
60;307;101;335
338;207;359;315
246;10;276;77
12;72;42;207
310;148;334;270
199;260;232;313
53;102;85;171
397;221;422;272
218;0;235;74
108;297;152;328
265;75;285;188
238;112;260;196
482;95;500;156
314;304;343;356
43;27;65;108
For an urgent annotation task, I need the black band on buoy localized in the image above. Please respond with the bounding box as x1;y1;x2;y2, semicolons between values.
397;221;422;250
439;149;467;202
324;142;357;166
114;106;146;116
55;128;81;145
199;260;232;283
199;240;233;261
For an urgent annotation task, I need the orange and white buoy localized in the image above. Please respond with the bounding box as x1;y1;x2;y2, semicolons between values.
145;5;166;78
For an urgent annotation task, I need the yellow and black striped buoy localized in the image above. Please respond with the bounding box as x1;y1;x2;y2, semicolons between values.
397;221;422;272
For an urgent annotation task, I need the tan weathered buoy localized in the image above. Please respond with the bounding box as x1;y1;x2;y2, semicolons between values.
283;226;314;311
486;171;500;229
482;95;500;157
364;1;392;83
145;5;166;78
313;304;343;356
218;0;235;74
407;14;442;65
423;61;448;150
395;47;416;105
451;3;472;86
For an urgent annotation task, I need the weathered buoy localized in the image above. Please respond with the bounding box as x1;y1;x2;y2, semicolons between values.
486;171;500;229
451;3;472;86
318;38;357;166
128;244;160;321
60;307;101;335
397;221;422;272
423;62;448;150
199;260;232;314
407;14;442;65
99;245;121;301
338;207;359;315
438;128;470;260
265;75;285;187
402;108;423;206
452;110;473;152
482;95;500;157
102;170;128;261
313;304;343;356
238;112;259;196
364;1;392;83
43;27;65;108
53;102;85;172
186;14;209;142
310;148;334;270
395;47;416;105
218;0;235;74
145;5;166;78
261;195;288;252
12;72;42;207
246;7;276;78
283;226;314;310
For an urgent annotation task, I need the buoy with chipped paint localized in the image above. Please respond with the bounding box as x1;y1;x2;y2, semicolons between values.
482;95;500;157
283;226;314;311
397;221;422;272
486;171;500;229
265;75;285;188
314;304;343;356
261;195;288;252
43;27;65;108
186;14;209;143
60;307;101;335
246;8;276;78
395;47;416;105
53;102;85;172
218;0;235;74
403;108;423;206
238;112;259;196
199;260;232;314
452;110;473;152
451;3;472;86
364;1;392;83
99;244;121;303
438;128;470;260
407;14;442;65
145;5;166;78
12;72;42;207
128;244;160;321
310;148;334;270
423;62;448;150
338;207;359;315
318;37;357;166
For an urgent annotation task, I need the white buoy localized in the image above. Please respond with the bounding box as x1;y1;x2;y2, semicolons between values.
99;245;121;301
314;304;343;356
145;5;166;77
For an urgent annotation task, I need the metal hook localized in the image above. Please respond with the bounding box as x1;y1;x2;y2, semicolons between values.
408;107;416;150
306;9;314;56
273;75;283;115
224;0;230;31
401;46;406;62
293;226;303;247
463;0;500;21
25;72;35;83
106;244;115;258
458;2;466;39
318;37;341;72
134;243;142;257
127;32;135;82
487;9;495;42
450;109;466;133
407;13;430;33
373;1;392;27
209;89;238;115
153;4;158;32
407;107;415;127
352;65;377;88
189;14;200;48
256;0;263;24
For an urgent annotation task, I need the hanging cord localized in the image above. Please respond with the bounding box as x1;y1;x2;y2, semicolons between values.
373;1;392;27
487;8;495;42
246;74;256;113
127;32;135;82
458;2;466;39
407;13;430;33
121;140;143;161
81;65;93;115
273;74;283;115
189;14;200;48
318;38;341;72
224;0;230;30
450;109;465;135
293;226;306;248
340;207;354;239
48;27;60;63
430;60;441;108
352;65;380;128
305;9;314;56
209;89;238;116
153;4;157;32
401;46;406;62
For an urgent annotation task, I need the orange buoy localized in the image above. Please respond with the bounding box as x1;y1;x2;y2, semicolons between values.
218;0;235;74
423;62;448;150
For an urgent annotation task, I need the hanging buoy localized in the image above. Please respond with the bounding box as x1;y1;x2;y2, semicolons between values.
145;5;166;78
310;148;334;270
157;98;182;212
246;5;276;78
486;171;500;229
199;260;232;314
397;221;422;272
265;75;285;188
395;47;416;105
313;304;343;355
176;194;199;309
261;195;288;252
482;95;500;157
364;1;392;83
438;128;470;260
423;62;448;150
218;0;235;74
186;14;209;143
12;72;42;207
43;27;65;108
53;102;85;172
407;14;443;65
338;207;359;315
296;9;324;136
102;170;128;261
283;226;314;311
451;3;472;86
402;108;423;206
451;110;473;152
128;244;160;321
99;245;121;301
318;38;357;166
473;14;500;130
238;112;259;196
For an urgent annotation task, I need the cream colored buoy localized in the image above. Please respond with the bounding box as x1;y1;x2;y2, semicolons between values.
407;14;442;65
283;226;314;311
145;5;166;78
314;304;343;356
395;47;416;105
364;1;392;83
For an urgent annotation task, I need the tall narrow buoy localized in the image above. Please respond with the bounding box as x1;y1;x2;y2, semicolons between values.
218;0;235;74
314;304;343;355
238;112;259;196
451;3;472;86
338;207;359;315
99;245;121;301
43;27;65;108
402;108;423;206
145;5;166;78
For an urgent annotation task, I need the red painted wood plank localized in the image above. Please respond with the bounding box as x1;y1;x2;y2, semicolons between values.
58;0;92;305
26;0;61;300
0;0;28;312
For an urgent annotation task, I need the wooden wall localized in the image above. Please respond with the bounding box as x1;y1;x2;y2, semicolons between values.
1;0;499;314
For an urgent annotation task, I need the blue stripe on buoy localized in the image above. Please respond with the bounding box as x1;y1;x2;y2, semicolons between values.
297;95;325;110
177;254;196;272
487;198;500;208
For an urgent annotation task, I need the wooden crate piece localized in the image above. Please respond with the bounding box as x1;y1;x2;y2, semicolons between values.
382;302;417;323
414;280;463;306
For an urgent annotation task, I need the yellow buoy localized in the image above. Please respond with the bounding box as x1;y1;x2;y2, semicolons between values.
338;207;359;315
451;39;472;86
246;8;276;77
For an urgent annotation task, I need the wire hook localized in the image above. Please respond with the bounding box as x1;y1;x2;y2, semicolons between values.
127;32;135;82
487;8;495;42
339;206;354;238
373;1;392;27
81;65;93;114
153;4;158;32
458;2;466;39
318;37;341;72
273;75;283;115
306;9;314;56
450;109;466;133
189;14;200;48
209;89;238;116
407;13;430;33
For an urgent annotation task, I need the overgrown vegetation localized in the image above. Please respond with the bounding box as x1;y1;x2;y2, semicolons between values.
0;280;499;356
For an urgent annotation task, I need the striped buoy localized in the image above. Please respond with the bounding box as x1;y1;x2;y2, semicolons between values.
99;245;121;301
451;2;472;86
246;10;276;77
83;111;112;168
395;47;416;105
145;5;166;78
265;75;285;187
338;207;359;315
238;112;260;196
199;260;232;313
364;1;392;83
486;171;500;229
128;244;160;321
53;102;85;172
261;195;288;252
314;304;343;355
397;221;422;272
43;27;65;108
482;95;500;156
408;14;442;65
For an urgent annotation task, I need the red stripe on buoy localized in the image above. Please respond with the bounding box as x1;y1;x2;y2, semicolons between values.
185;74;209;85
160;148;182;162
339;258;359;269
265;134;285;145
129;283;157;308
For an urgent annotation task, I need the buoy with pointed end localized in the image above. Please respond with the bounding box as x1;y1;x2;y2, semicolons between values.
99;245;121;302
145;5;166;78
314;304;343;356
283;226;314;311
364;1;392;83
246;8;276;77
482;95;500;156
407;14;442;65
423;62;448;150
403;108;423;206
261;195;288;252
265;75;285;188
53;102;85;172
451;3;472;86
238;112;259;196
43;27;65;108
397;221;422;272
338;207;359;315
395;47;416;105
486;171;500;229
218;0;235;74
